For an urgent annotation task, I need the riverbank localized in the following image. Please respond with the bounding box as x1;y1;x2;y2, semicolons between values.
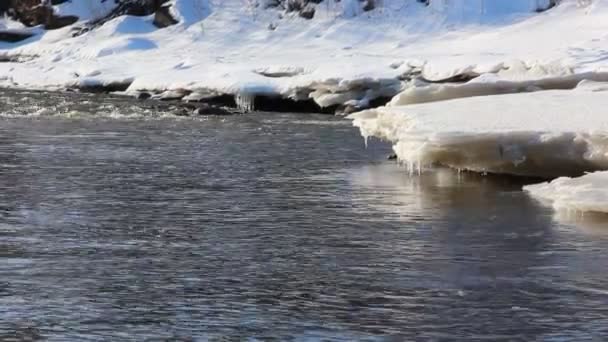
1;1;607;113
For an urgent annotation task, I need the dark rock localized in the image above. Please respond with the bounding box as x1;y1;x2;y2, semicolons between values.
368;96;392;108
197;94;237;108
176;109;191;116
3;0;78;30
0;1;10;14
286;0;304;12
76;81;133;93
114;0;169;16
136;92;152;100
153;5;178;28
263;0;282;9
536;0;558;12
71;0;170;37
362;0;376;12
4;0;172;31
299;5;315;19
123;4;155;16
0;30;34;43
387;154;398;160
254;95;335;114
45;15;78;30
254;67;304;78
421;73;479;84
11;0;52;27
193;103;234;116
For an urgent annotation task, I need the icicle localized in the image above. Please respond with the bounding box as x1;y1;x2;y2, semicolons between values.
235;92;255;112
408;160;415;177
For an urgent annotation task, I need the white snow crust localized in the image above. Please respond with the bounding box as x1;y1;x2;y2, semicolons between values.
349;84;608;178
0;17;26;31
525;171;608;214
0;0;607;108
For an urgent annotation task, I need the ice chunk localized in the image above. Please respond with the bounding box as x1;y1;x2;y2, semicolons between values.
349;87;608;178
524;171;608;214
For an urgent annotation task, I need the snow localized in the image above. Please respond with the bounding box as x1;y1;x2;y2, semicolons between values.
0;17;26;31
525;171;608;214
0;0;606;109
349;84;608;178
388;72;608;106
428;0;553;20
53;1;118;23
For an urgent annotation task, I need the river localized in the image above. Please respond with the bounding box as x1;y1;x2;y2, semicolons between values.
0;89;607;341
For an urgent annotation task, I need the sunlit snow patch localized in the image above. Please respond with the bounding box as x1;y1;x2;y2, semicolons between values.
524;171;608;214
349;85;608;178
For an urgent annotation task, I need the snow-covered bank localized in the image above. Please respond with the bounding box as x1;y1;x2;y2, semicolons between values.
525;171;608;214
349;85;608;178
0;0;608;111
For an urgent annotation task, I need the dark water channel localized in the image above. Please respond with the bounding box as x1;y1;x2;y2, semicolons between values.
0;90;607;341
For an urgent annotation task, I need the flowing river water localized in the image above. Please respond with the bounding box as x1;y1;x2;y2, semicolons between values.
0;89;607;341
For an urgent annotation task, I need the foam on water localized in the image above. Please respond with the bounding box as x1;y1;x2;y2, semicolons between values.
0;89;222;120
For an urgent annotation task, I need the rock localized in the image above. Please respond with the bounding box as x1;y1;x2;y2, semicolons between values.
299;5;315;19
362;0;376;12
11;0;53;27
2;0;78;30
0;30;34;43
179;102;235;116
387;154;398;160
254;66;305;78
175;108;191;116
193;103;234;116
71;0;170;37
286;0;305;12
76;81;133;93
45;15;78;30
153;5;179;28
263;0;282;9
336;104;360;115
136;92;152;100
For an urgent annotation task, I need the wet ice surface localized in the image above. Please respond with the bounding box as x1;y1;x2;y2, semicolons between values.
0;91;608;341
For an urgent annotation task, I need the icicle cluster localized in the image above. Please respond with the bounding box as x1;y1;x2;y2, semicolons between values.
235;92;256;112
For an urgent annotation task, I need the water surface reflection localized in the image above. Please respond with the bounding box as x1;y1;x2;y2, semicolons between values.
0;105;605;340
